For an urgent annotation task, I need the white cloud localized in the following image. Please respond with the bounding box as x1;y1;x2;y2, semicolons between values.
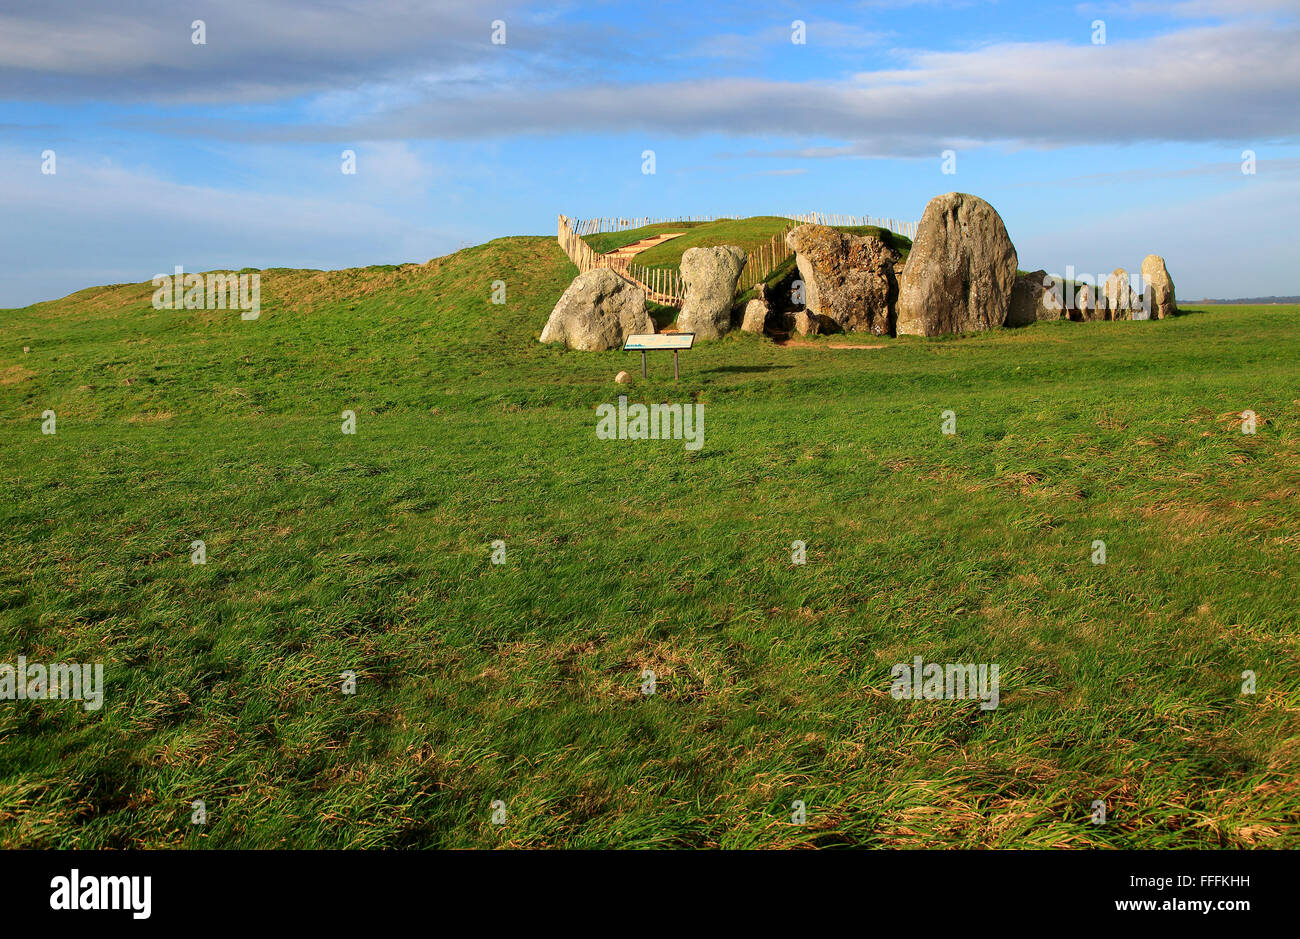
0;0;560;102
115;19;1299;156
1077;1;1298;17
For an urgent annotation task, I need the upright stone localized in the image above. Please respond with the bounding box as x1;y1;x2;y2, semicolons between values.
784;224;900;335
1006;269;1060;327
539;268;653;351
676;246;746;340
895;193;1018;336
1076;283;1095;321
1103;268;1133;320
1141;254;1177;319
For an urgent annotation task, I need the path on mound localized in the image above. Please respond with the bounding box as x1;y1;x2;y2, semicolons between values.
599;232;687;305
603;231;687;261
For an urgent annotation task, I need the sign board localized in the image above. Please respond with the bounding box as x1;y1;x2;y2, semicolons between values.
623;333;694;351
623;333;694;379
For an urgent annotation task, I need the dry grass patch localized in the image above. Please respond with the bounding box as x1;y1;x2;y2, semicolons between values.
0;364;35;385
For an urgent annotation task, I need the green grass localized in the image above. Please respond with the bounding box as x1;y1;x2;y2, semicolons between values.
581;221;708;256
2;236;1297;848
825;225;913;261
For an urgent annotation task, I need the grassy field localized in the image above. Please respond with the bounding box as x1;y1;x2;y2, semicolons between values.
1;235;1297;848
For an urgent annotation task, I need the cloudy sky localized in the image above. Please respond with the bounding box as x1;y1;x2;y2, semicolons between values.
1;0;1297;306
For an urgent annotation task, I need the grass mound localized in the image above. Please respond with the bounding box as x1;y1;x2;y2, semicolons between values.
632;217;797;269
581;222;708;256
582;217;913;271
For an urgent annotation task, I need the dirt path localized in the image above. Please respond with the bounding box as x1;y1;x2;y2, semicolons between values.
604;232;686;261
598;233;687;305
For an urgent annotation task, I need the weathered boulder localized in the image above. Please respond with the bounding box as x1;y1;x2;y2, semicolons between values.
1006;269;1059;327
676;245;747;339
614;370;631;384
791;310;819;336
539;268;653;351
895;193;1018;336
741;299;770;334
1141;254;1177;319
1103;268;1133;320
784;224;900;335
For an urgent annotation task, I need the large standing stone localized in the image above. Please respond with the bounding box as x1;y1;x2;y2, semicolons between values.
784;224;900;336
1103;268;1133;320
1141;254;1177;319
676;245;747;340
1006;269;1062;327
895;193;1018;337
539;268;653;351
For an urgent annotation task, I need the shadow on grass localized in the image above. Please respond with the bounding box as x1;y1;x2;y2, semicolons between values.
706;365;793;374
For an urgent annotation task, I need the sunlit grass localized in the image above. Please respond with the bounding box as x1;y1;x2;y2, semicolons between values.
1;238;1296;848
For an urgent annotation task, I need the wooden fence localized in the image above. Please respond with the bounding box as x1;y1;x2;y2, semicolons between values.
736;230;796;296
631;263;685;306
557;214;601;272
557;215;683;304
786;212;917;240
556;212;918;308
568;215;727;236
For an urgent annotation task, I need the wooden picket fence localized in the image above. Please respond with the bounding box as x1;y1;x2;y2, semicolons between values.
557;214;602;272
556;212;918;307
557;215;683;304
629;262;685;306
786;212;917;240
735;230;796;296
568;215;728;236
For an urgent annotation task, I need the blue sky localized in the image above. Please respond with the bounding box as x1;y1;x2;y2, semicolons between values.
1;0;1297;307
